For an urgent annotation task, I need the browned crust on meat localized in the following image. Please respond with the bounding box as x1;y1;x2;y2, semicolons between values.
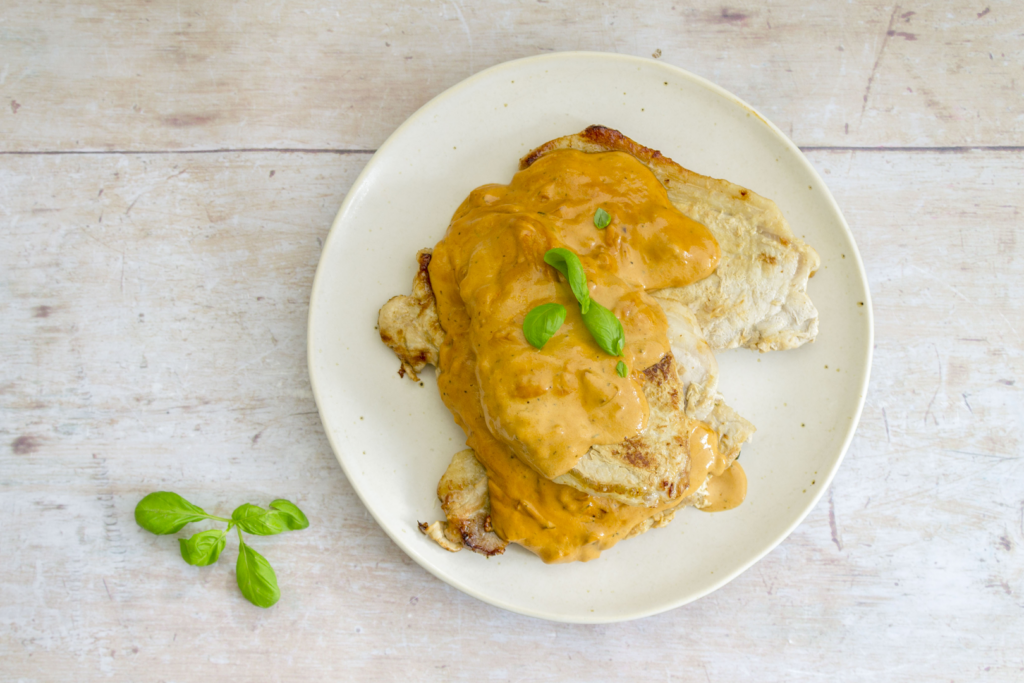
416;249;433;290
519;124;765;212
642;354;673;384
377;248;446;381
521;125;667;169
420;449;508;557
618;436;652;468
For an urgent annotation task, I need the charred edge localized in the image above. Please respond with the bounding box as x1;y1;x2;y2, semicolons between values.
417;250;434;292
520;125;681;177
459;520;507;556
642;354;673;383
580;125;666;163
520;143;554;169
417;521;429;533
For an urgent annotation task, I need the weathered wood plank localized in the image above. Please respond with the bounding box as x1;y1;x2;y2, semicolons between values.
1;1;1021;152
1;148;1021;680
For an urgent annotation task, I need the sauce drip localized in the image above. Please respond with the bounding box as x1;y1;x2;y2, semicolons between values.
429;149;743;562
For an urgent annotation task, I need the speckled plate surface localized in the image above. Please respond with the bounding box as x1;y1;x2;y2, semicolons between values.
307;52;872;623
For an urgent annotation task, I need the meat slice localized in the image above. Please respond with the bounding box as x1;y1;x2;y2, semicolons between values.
659;297;719;421
660;296;756;463
522;126;820;352
377;249;445;381
553;353;751;508
553;354;699;507
382;259;756;513
418;449;508;556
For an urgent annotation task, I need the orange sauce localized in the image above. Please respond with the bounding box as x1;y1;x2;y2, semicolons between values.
429;148;743;562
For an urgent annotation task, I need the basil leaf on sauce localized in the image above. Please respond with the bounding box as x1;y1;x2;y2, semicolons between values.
616;361;628;377
593;208;612;230
582;300;626;357
543;248;590;314
522;303;567;349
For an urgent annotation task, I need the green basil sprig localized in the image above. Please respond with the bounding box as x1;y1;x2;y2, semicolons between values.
616;361;628;377
593;208;612;229
582;300;626;357
523;302;567;349
135;491;308;608
543;248;591;314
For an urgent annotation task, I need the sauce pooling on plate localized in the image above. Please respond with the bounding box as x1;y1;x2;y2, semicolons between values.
429;149;745;562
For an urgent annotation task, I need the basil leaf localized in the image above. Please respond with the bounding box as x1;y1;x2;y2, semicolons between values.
616;361;628;377
179;529;227;566
269;499;310;531
236;542;280;608
135;492;208;535
594;208;611;229
231;503;288;536
522;303;567;349
582;300;626;357
543;248;590;314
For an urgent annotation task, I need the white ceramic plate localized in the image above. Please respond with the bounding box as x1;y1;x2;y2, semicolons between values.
308;52;872;623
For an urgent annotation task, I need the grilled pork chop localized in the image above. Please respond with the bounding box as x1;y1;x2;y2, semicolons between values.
522;126;820;352
382;249;755;507
380;127;818;557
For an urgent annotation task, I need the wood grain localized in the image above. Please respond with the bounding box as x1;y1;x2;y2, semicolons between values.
3;0;1022;679
2;146;1021;681
1;1;1021;152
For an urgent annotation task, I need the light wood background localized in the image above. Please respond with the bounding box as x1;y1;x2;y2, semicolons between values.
2;1;1022;681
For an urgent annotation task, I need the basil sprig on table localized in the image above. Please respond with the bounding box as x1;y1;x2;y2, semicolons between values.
135;492;309;608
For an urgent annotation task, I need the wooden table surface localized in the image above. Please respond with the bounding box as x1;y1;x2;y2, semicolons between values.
3;2;1022;681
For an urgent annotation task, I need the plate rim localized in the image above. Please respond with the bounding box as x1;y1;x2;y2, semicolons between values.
307;50;875;623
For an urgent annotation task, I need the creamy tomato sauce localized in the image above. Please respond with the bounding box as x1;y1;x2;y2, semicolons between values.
429;148;746;563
